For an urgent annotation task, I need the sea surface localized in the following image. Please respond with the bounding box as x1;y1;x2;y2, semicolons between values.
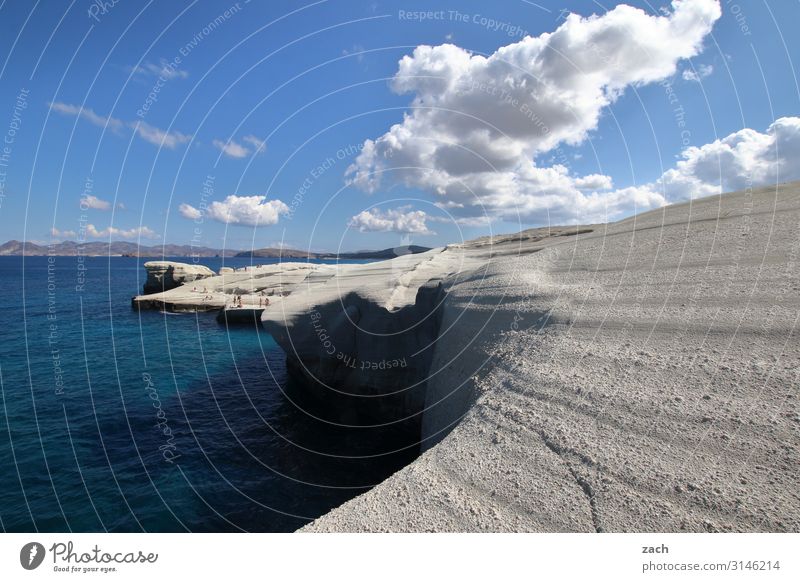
0;255;417;532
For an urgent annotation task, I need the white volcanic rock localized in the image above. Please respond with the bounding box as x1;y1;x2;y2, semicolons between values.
302;182;800;532
260;248;489;425
129;183;800;533
133;262;318;311
142;261;215;294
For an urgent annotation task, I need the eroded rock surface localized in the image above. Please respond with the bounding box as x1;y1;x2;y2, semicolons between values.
129;184;800;533
142;261;215;295
261;249;487;426
133;262;317;311
302;183;800;532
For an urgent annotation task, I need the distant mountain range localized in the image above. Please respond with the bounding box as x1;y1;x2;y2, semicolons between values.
235;245;431;260
0;240;238;257
0;240;432;260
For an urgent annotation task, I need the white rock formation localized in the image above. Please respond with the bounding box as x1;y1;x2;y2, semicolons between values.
133;262;319;311
142;261;215;294
300;182;800;532
260;248;488;425
130;183;800;532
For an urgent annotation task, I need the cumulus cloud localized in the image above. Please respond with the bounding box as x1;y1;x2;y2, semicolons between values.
213;135;266;158
682;63;714;82
50;227;77;239
349;206;436;235
574;174;614;191
49;102;124;132
180;195;289;226
425;213;496;227
632;116;800;202
178;203;203;220
85;224;159;239
346;0;721;224
81;194;112;210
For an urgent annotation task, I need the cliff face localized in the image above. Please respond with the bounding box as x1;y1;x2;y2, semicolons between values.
260;249;485;431
266;282;446;428
303;183;800;532
259;230;590;440
142;261;216;294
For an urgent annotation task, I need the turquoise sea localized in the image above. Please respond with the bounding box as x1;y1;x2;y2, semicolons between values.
0;256;416;532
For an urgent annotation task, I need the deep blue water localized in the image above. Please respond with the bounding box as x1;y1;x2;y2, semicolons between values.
0;256;416;532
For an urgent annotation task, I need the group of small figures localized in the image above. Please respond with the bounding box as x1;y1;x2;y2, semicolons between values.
192;286;214;301
229;294;271;308
190;285;272;308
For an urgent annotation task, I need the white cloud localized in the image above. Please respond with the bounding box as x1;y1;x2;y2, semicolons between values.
50;101;191;149
181;195;289;226
349;206;436;235
132;59;188;80
50;227;77;238
454;216;494;227
346;0;721;224
428;214;495;227
178;203;203;220
213;135;266;158
574;174;614;191
627;116;800;202
213;139;250;159
131;121;191;149
49;101;124;132
85;224;159;239
682;63;713;82
81;194;112;210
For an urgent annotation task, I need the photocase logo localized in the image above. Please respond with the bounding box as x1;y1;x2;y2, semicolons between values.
20;542;46;570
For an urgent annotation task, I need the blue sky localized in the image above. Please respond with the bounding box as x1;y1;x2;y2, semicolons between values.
0;0;798;252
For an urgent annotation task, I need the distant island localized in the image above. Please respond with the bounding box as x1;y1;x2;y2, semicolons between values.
0;239;431;260
235;245;431;260
0;240;238;257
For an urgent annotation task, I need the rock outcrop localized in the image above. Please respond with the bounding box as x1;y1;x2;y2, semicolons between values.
127;183;800;533
260;249;487;429
302;182;800;532
132;262;319;311
141;261;215;295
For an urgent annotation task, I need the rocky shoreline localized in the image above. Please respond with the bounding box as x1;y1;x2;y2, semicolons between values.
132;182;800;532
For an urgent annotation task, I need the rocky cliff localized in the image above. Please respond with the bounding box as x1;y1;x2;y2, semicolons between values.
300;183;800;532
142;261;216;295
260;249;487;432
